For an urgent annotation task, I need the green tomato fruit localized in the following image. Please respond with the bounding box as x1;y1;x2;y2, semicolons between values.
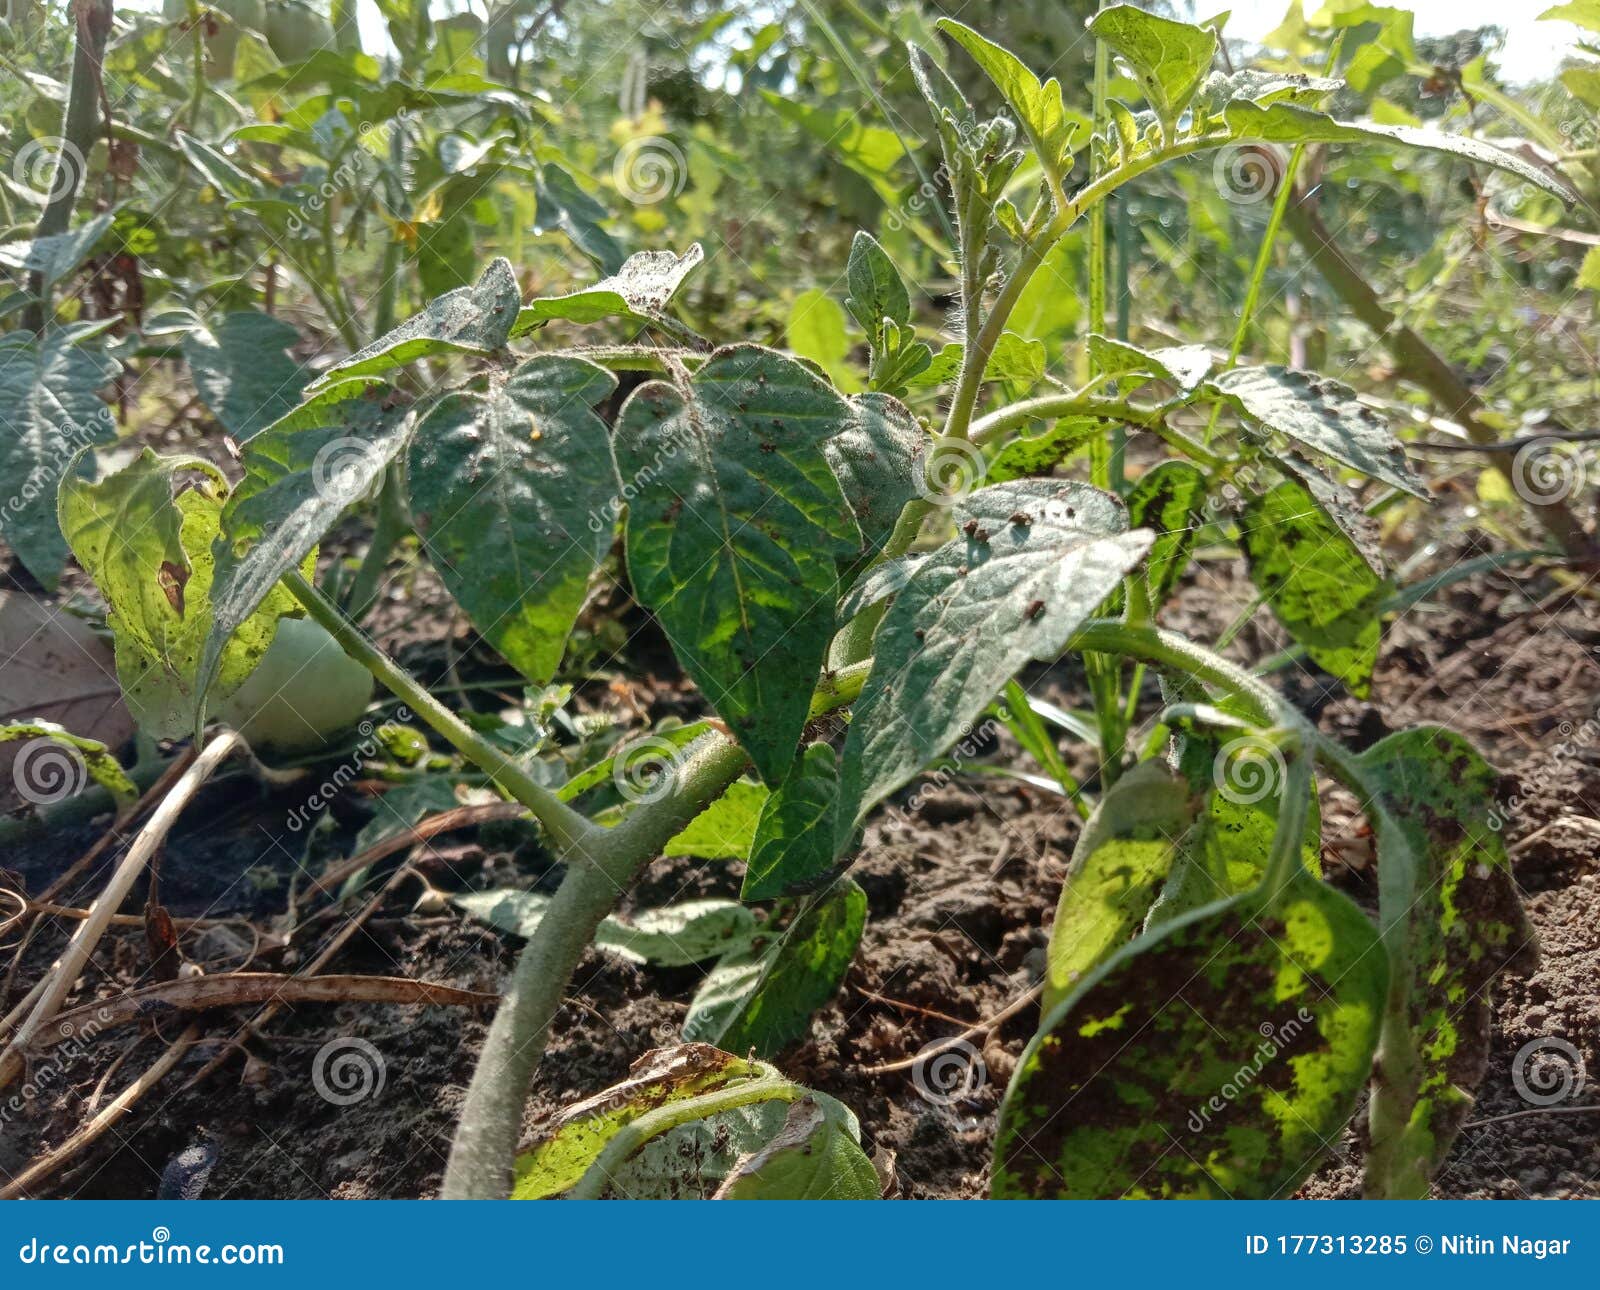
215;617;373;753
264;0;335;64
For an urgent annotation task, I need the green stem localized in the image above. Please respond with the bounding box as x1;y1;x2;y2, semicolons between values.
441;657;871;1200
21;0;111;332
1260;750;1312;898
566;1063;808;1199
342;464;408;619
1067;619;1300;733
284;570;598;855
969;391;1226;468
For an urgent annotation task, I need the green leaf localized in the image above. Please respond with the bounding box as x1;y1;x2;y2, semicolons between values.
684;880;867;1057
824;393;926;561
986;417;1101;483
837;481;1150;842
1086;334;1214;395
0;324;118;589
0;720;137;808
1240;479;1386;697
1563;65;1600;111
1349;728;1537;1198
743;743;841;902
936;19;1083;175
1272;448;1386;573
454;890;759;968
1541;0;1600;30
1578;245;1600;291
183;310;309;442
663;780;769;860
907;41;974;126
1148;715;1322;927
994;873;1387;1198
1193;69;1341;119
513;1044;868;1200
1043;759;1198;1013
1088;6;1217;131
786;288;860;392
713;1095;880;1199
1126;460;1207;605
512;1044;763;1198
0;210;114;287
1222;101;1580;204
199;382;410;722
614;345;860;783
759;93;917;179
534;163;624;273
405;356;618;686
177;134;260;201
1208;365;1425;497
844;230;910;336
59;449;307;739
511;244;703;336
307;257;519;391
908;333;1046;387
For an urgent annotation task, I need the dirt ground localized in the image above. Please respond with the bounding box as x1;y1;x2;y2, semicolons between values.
2;549;1596;1200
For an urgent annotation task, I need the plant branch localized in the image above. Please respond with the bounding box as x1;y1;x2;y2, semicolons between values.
442;658;872;1199
1282;191;1593;561
969;390;1226;467
284;570;600;855
20;0;112;332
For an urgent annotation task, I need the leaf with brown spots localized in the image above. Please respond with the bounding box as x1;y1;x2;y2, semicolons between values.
615;345;861;783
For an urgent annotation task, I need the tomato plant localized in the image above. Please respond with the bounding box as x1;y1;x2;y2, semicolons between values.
1;2;1591;1202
